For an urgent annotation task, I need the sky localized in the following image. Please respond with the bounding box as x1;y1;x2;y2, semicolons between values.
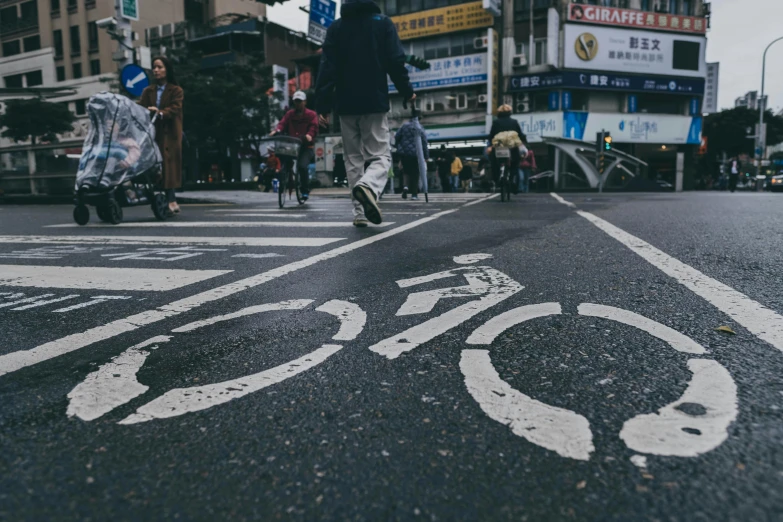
267;0;783;113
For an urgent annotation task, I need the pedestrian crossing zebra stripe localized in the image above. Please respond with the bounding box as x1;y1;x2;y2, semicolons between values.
0;236;346;247
46;221;394;228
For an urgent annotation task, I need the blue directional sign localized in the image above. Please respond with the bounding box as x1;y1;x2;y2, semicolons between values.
121;64;149;98
310;0;336;28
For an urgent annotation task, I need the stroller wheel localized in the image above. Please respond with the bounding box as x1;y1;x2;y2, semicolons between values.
96;205;111;223
151;193;169;220
106;199;123;224
73;204;90;226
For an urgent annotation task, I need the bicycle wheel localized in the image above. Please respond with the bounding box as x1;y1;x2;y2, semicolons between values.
278;171;287;208
500;166;508;202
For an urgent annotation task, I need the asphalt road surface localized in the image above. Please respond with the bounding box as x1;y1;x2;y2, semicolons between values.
1;190;782;521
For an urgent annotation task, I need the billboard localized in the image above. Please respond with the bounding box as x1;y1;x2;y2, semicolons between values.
508;71;705;96
391;2;493;41
511;112;563;143
564;24;706;78
704;62;720;114
563;112;702;145
388;53;487;93
567;4;707;34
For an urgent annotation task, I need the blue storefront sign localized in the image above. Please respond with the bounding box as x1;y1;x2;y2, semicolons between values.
388;53;487;93
508;71;705;96
548;91;560;111
561;91;572;110
628;94;638;114
690;97;701;116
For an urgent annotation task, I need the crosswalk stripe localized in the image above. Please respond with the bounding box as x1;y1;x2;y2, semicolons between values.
47;221;394;228
0;265;232;291
209;208;330;212
0;236;345;247
211;213;308;218
12;294;80;311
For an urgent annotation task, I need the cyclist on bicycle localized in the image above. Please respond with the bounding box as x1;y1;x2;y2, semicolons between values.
487;104;524;188
269;90;318;201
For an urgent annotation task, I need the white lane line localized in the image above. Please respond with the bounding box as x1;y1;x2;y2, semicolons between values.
0;265;232;291
620;359;738;457
47;221;394;228
119;344;344;424
0;196;497;377
460;349;594;461
171;300;312;333
53;295;132;313
209;208;330;212
550;192;576;208
578;303;706;355
551;194;783;354
66;336;172;421
212;213;307;218
231;253;283;259
316;300;367;341
0;236;345;247
463;194;500;206
11;294;80;311
466;303;562;345
0;294;55;309
383;212;428;215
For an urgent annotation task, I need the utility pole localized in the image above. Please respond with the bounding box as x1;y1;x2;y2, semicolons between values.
500;0;514;106
757;36;783;178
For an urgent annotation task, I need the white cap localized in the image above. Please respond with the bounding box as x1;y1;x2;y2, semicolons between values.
293;90;307;101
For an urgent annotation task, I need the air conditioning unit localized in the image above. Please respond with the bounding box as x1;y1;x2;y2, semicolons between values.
474;36;489;50
515;93;529;114
478;94;488;104
512;55;528;68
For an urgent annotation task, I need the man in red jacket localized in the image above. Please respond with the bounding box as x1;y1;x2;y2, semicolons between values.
270;90;318;200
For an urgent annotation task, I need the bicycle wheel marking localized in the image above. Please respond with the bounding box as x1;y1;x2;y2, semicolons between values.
316;300;366;341
461;302;737;461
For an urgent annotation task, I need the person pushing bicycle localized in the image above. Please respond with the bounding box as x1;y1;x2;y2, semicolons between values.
269;90;318;201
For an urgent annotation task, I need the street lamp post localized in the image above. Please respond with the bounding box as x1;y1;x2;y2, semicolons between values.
758;36;783;177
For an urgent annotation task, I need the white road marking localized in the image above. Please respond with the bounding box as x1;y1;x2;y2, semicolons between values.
209;208;330;212
630;455;648;469
578;303;706;355
0;293;24;299
316;300;367;341
171;300;312;333
460;349;595;461
551;193;783;354
47;221;393;228
0;196;494;377
0;265;232;291
0;294;55;309
101;247;226;262
549;192;576;208
231;253;283;259
620;359;738;457
66;336;172;421
454;253;493;265
119;344;343;424
369;266;523;359
53;295;132;313
465;303;562;345
11;294;80;311
212;213;308;218
382;212;428;215
0;236;345;247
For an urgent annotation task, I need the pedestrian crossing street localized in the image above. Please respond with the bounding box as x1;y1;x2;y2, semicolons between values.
0;192;488;316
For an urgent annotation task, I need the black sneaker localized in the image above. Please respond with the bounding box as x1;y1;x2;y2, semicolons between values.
352;185;382;225
402;187;408;199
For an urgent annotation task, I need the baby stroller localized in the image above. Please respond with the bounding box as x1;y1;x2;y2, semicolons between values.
72;92;168;225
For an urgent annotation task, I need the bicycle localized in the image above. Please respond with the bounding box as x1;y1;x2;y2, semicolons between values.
259;136;305;209
494;147;515;203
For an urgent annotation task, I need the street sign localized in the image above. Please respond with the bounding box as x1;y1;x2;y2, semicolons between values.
308;0;335;45
120;0;139;21
121;64;149;98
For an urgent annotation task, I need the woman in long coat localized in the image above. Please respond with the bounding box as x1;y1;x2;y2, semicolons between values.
139;56;184;214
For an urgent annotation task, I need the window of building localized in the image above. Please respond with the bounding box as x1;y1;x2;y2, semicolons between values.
0;7;17;33
90;59;100;76
74;99;86;115
67;0;77;11
2;40;21;57
70;25;81;55
681;0;691;15
51;0;60;11
26;70;43;87
636;93;683;114
23;35;40;52
88;21;98;51
3;74;24;88
20;1;37;21
534;38;547;66
53;29;63;57
408;30;485;60
669;0;678;14
640;0;650;10
72;62;82;79
56;65;65;81
381;0;484;16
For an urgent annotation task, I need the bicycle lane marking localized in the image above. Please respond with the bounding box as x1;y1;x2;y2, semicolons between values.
0;196;496;378
549;193;783;354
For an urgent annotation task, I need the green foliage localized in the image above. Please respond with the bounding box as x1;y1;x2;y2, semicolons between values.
703;107;783;158
0;97;76;145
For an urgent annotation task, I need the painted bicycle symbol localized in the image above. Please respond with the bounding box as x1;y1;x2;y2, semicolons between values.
68;254;737;463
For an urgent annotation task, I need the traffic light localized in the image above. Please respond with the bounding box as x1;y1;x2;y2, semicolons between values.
603;133;612;152
405;55;430;71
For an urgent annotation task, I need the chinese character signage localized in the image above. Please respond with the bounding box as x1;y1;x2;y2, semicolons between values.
563;112;702;145
508;71;705;96
564;25;706;78
388;53;488;93
510;113;563;144
703;62;719;114
567;4;706;34
391;1;494;41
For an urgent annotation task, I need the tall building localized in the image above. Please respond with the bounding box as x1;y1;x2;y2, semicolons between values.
735;91;758;110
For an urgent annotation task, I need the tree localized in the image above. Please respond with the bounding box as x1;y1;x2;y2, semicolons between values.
703;107;783;159
0;97;76;145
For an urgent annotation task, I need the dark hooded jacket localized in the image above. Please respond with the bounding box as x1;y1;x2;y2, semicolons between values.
315;0;414;116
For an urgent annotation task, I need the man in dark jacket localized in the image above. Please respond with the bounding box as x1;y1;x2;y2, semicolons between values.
435;145;453;193
316;0;415;227
487;104;524;184
394;111;428;200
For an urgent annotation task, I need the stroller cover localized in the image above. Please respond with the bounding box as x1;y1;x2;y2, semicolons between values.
75;92;162;191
